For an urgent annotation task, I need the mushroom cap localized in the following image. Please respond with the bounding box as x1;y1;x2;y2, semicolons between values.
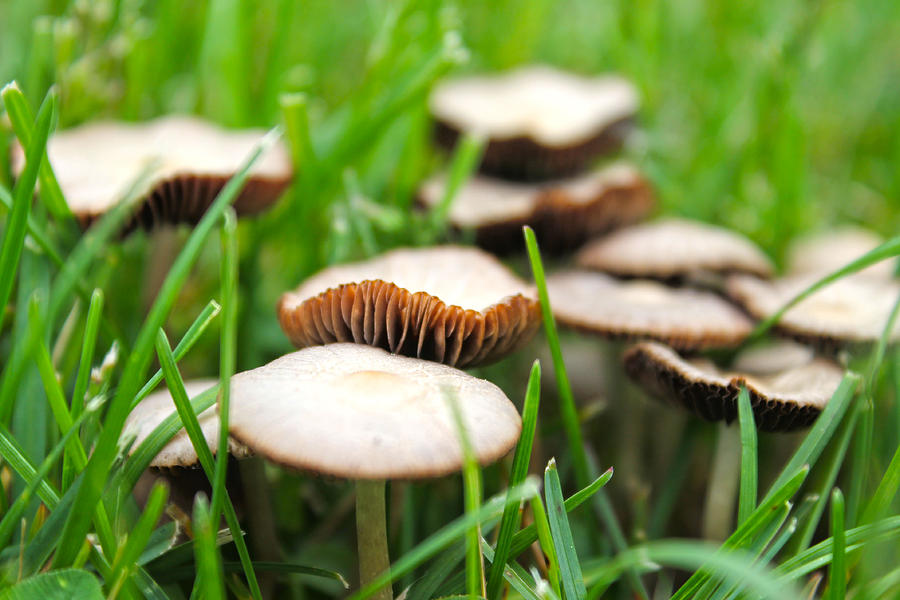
727;274;900;348
623;341;845;432
278;246;541;368
11;116;292;230
123;379;251;468
430;66;638;180
546;270;754;350
227;344;522;480
417;163;654;253
787;227;896;279
577;218;774;280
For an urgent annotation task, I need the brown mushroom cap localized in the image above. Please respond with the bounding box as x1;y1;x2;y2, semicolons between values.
278;246;541;368
623;341;844;432
787;227;896;279
546;270;754;350
123;379;251;468
417;163;654;253
430;66;638;180
11;116;292;230
227;344;522;480
577;218;774;280
727;274;900;349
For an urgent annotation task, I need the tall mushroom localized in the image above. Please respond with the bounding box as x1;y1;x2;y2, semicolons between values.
227;343;523;599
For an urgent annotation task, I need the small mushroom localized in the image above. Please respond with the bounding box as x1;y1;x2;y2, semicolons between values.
577;218;774;281
623;341;844;432
417;163;654;253
277;246;541;368
727;274;900;350
11;116;291;231
787;227;896;279
227;343;522;598
546;270;754;350
430;66;638;180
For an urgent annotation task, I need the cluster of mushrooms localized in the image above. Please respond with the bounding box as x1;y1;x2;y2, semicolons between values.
15;64;900;596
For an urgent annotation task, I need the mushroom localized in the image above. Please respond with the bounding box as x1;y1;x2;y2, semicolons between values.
227;343;523;598
727;274;900;350
416;163;654;253
10;115;291;232
623;340;844;432
576;218;774;282
546;270;754;350
430;66;638;180
787;227;896;279
277;246;541;368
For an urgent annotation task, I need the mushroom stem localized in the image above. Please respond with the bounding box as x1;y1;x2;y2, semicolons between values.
702;423;741;540
356;479;392;600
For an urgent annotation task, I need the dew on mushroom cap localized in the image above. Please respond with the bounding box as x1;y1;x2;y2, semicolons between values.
576;218;774;280
623;341;845;432
11;115;292;230
417;163;654;253
122;378;251;468
546;270;754;350
227;344;523;480
277;246;541;368
727;273;900;348
787;227;896;279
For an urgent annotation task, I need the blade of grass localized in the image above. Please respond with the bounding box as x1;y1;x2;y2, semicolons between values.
106;483;168;600
737;386;758;526
545;459;586;600
426;131;485;234
825;488;846;600
530;493;562;599
192;494;226;600
486;360;541;600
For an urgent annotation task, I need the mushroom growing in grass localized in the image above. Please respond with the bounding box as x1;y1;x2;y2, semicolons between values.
623;341;845;432
417;163;654;253
226;343;523;598
277;246;541;368
576;218;774;283
11;115;292;231
430;66;638;180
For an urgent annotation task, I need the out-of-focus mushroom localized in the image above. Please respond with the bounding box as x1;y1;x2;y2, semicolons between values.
417;163;653;253
277;246;541;368
430;66;638;180
727;274;900;350
228;343;522;599
623;341;844;432
546;271;754;350
787;227;896;279
11;116;291;231
577;218;773;281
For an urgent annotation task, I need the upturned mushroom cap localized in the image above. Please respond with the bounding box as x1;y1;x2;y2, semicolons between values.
11;116;291;231
277;246;541;368
430;66;638;180
227;344;522;479
623;341;844;432
123;379;251;468
417;163;654;253
576;218;773;280
727;274;900;349
546;271;754;350
787;227;896;279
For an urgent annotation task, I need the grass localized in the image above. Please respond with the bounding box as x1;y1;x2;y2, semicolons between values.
1;0;900;598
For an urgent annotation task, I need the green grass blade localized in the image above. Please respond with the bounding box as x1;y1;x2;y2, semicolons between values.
106;483;168;599
545;459;586;600
426;131;485;234
0;85;54;334
69;288;103;421
486;360;541;600
0;569;103;600
192;494;226;600
825;488;846;600
0;183;64;268
737;387;758;526
530;493;562;598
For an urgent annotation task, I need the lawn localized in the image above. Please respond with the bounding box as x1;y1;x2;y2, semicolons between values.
1;0;899;598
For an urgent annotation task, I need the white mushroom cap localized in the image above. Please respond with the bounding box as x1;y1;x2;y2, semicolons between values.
278;246;540;368
430;66;638;146
227;344;522;479
546;271;754;350
11;116;291;225
624;341;845;431
787;227;896;279
577;218;774;279
123;379;251;468
727;274;900;347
